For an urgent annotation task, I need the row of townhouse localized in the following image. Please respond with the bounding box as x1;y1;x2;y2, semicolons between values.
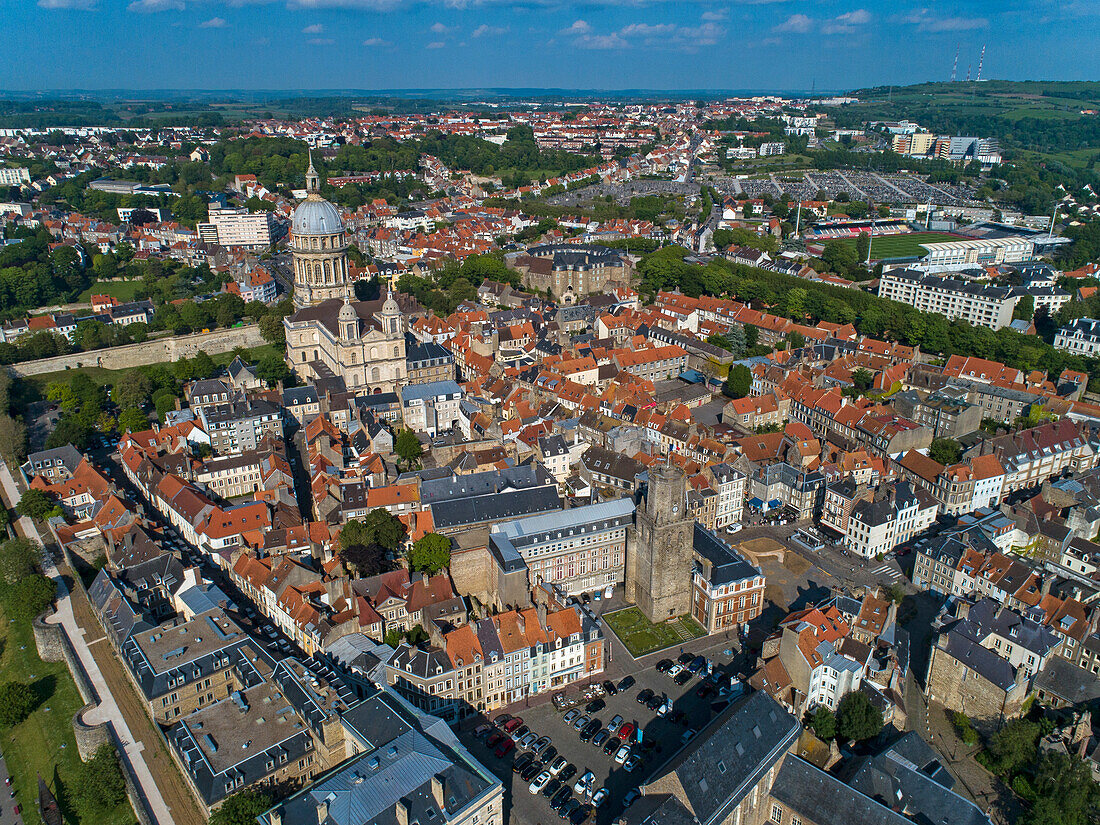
977;417;1099;492
386;601;605;723
895;450;1007;516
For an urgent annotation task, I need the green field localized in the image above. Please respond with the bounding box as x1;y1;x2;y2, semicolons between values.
827;231;961;260
23;343;283;396
76;280;145;304
603;607;707;658
0;603;135;825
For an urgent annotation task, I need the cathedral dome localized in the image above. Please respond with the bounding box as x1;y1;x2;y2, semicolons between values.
292;196;343;236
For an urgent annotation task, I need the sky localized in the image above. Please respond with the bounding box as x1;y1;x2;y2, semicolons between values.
3;0;1099;92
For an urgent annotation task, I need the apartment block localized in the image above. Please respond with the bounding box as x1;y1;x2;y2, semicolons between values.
878;269;1016;330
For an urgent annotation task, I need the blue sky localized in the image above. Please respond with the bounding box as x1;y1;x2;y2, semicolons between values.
4;0;1098;91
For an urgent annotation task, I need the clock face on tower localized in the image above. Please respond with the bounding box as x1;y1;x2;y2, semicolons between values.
672;504;679;514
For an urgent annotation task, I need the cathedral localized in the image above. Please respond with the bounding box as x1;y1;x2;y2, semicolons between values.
283;156;408;393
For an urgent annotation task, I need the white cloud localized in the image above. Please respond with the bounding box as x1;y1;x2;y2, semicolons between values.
560;19;591;34
903;9;988;32
302;22;325;32
426;39;446;47
472;23;507;36
772;13;811;32
363;36;390;45
127;0;184;10
774;9;869;34
308;36;334;43
200;15;228;25
573;19;722;51
701;8;728;21
430;21;451;32
821;8;869;33
38;0;97;9
575;32;629;49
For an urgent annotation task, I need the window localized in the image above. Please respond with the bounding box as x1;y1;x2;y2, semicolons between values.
771;804;783;823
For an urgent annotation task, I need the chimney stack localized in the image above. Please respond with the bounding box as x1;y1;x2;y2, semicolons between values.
316;799;329;825
431;774;446;812
396;799;410;825
270;807;283;825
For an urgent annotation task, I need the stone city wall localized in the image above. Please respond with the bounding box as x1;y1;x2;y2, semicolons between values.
9;324;266;376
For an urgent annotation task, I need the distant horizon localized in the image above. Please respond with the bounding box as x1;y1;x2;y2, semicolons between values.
5;0;1097;92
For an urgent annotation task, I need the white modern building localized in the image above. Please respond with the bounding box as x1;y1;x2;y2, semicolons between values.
878;269;1017;330
0;167;30;187
918;237;1033;272
400;380;463;436
197;205;273;249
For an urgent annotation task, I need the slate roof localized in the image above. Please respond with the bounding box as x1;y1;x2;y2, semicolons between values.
771;756;911;825
692;523;760;587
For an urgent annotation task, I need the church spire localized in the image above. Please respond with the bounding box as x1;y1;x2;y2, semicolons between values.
305;148;320;194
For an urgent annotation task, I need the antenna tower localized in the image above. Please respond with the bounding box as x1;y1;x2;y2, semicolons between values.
950;45;959;82
976;45;986;82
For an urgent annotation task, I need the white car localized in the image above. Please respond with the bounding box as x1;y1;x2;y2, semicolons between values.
591;788;608;808
727;523;743;534
614;745;631;764
656;700;672;717
574;771;595;795
549;756;569;776
666;664;684;678
529;771;552;795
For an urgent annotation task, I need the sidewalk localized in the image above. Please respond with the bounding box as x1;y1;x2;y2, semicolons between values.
0;460;179;825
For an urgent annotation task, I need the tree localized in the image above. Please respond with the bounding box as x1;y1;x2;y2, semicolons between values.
258;314;285;346
112;370;152;410
722;364;752;399
806;706;835;740
209;790;273;825
17;488;55;520
0;681;35;727
0;537;40;585
409;533;452;575
256;353;289;387
118;406;148;434
1013;294;1035;321
362;508;407;552
395;429;423;469
855;232;870;263
0;415;27;464
851;368;874;392
787;330;805;349
1023;752;1100;825
929;438;962;466
985;718;1040;776
835;691;883;742
5;574;56;620
744;324;758;349
75;745;127;817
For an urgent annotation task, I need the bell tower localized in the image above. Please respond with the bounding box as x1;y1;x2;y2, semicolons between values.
626;463;695;623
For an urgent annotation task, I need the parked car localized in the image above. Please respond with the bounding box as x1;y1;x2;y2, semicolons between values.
563;709;580;725
532;736;552;754
592;730;609;748
573;714;590;731
559;799;581;821
688;656;707;674
521;762;541;781
674;670;692;686
486;732;503;748
614;745;631;764
570;804;593;825
624;754;641;772
681;729;697;744
558;763;578;782
618;723;635;741
543;778;563;799
617;675;636;691
495;739;515;758
636;688;654;704
474;724;492;738
655;659;673;673
591;788;609;808
656;698;672;716
511;725;530;742
585;698;605;713
541;746;559;765
666;664;684;678
602;680;618;696
603;737;621;755
550;787;572;810
549;756;569;776
646;693;664;711
574;771;596;795
607;715;623;734
678;652;694;665
513;753;535;774
502;716;523;732
623;789;641;809
579;720;601;742
519;732;538;749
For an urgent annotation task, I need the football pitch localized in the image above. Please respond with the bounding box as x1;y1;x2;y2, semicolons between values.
831;231;962;259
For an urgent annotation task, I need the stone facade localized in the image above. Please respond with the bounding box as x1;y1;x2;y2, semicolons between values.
926;634;1030;731
626;464;695;622
509;243;630;304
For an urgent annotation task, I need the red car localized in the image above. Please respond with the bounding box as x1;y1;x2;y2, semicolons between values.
486;731;504;748
502;716;524;733
494;738;515;758
618;723;636;741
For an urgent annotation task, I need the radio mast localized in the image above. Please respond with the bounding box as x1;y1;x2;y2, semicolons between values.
976;45;986;82
950;45;959;82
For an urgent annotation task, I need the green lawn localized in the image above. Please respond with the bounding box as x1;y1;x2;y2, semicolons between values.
23;342;283;396
828;231;962;260
0;606;135;825
602;607;706;658
75;280;145;304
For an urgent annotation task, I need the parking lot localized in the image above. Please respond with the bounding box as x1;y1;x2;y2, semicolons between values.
456;648;747;825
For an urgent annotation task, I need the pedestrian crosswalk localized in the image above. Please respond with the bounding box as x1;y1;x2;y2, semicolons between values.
870;563;903;582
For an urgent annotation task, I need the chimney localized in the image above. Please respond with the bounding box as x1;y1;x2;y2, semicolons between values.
396;799;410;825
316;799;329;825
431;774;446;812
270;807;283;825
537;601;547;628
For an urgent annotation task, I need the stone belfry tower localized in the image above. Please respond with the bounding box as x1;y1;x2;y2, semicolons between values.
626;463;695;622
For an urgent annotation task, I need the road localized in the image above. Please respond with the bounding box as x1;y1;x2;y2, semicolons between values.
0;460;194;825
